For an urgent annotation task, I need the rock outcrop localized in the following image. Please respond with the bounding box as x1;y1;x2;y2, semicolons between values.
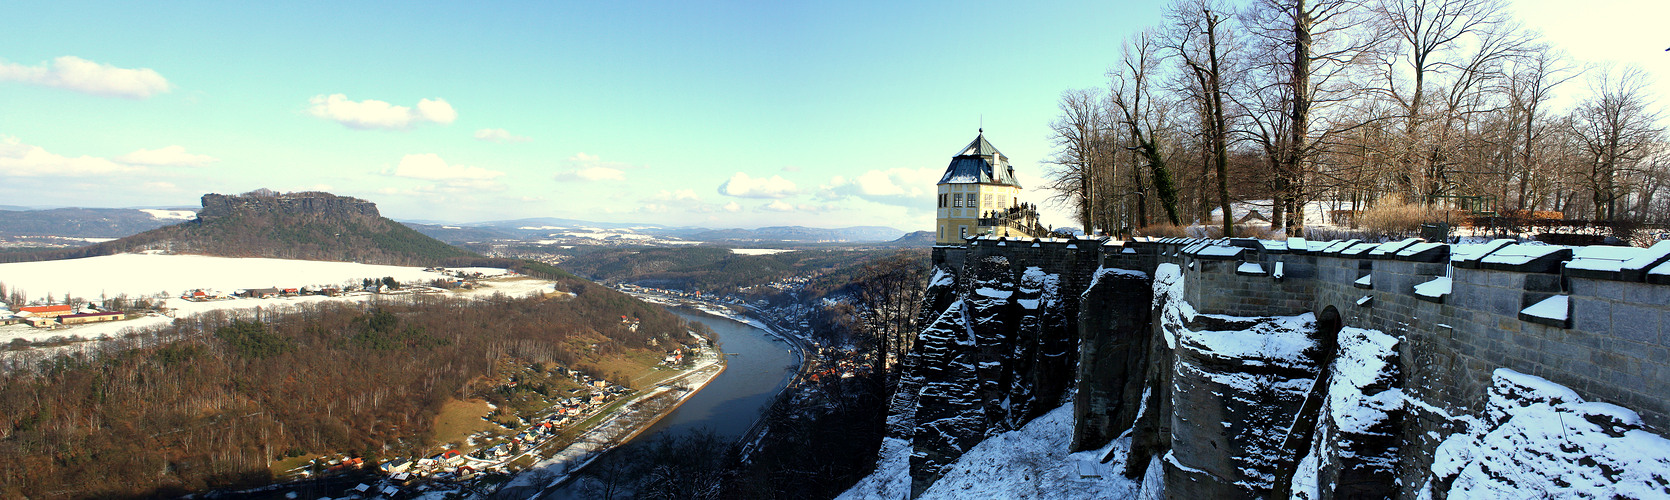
196;191;380;223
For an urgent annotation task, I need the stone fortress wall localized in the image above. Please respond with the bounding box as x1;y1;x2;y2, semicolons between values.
930;235;1670;498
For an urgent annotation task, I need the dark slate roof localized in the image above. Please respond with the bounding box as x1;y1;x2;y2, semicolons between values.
938;131;1022;187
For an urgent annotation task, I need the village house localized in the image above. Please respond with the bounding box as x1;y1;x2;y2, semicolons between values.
18;304;74;318
58;311;124;325
379;458;411;474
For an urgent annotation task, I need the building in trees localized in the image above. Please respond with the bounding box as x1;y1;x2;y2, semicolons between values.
935;130;1039;244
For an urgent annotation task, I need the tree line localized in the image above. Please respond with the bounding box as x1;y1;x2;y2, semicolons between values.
1046;0;1668;237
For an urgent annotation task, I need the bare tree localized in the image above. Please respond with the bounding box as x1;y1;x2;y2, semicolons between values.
1168;0;1238;236
1111;30;1185;227
1570;64;1666;221
1370;0;1519;202
1046;88;1113;234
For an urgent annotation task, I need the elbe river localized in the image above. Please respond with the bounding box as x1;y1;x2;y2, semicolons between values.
542;309;798;498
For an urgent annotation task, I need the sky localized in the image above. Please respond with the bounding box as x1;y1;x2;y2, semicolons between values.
1;1;1665;230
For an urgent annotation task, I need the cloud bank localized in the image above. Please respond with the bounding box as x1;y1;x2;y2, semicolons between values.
719;172;799;198
474;128;531;143
307;94;456;130
116;145;217;167
0;56;171;99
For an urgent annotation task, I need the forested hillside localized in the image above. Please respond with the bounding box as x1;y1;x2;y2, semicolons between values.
557;247;921;296
0;278;689;498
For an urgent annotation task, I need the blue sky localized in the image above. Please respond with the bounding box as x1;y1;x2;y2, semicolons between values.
1;1;1664;229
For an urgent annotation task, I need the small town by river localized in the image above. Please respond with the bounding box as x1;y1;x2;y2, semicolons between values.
532;309;798;499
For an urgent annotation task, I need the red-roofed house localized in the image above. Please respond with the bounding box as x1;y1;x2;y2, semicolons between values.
19;305;73;318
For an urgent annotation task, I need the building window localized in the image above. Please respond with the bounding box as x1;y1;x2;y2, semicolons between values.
984;194;992;207
959;226;967;238
953;194;963;208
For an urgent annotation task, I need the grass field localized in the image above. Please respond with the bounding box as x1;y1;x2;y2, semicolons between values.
432;398;501;452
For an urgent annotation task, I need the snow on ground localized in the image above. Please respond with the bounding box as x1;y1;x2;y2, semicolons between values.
0;254;438;300
0;254;550;345
1181;312;1317;370
139;209;195;220
838;404;1140;500
1328;327;1402;436
1432;368;1670;499
838;437;912;500
730;248;795;256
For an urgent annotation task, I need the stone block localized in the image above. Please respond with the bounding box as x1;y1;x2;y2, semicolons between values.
1571;297;1611;334
1611;303;1660;344
1624;282;1670;308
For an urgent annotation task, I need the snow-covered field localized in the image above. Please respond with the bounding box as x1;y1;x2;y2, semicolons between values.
138;209;196;220
0;254;553;345
731;248;794;256
0;254;441;300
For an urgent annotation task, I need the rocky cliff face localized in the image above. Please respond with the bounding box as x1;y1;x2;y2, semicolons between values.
892;256;1082;497
197;192;380;223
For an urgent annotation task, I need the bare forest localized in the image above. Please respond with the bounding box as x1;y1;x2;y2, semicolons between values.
0;281;690;498
1045;0;1669;239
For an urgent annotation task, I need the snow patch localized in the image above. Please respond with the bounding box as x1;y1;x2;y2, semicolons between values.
1414;277;1452;299
1432;368;1670;499
731;248;795;255
138;208;195;220
1521;295;1569;321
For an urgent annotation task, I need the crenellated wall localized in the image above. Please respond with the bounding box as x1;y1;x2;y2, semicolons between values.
925;235;1670;499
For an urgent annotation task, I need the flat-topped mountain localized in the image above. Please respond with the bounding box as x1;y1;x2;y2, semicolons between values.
0;190;476;266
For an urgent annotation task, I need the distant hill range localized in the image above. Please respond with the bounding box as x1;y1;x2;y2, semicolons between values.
2;200;915;248
0;207;197;238
885;230;935;247
0;191;476;266
406;217;908;245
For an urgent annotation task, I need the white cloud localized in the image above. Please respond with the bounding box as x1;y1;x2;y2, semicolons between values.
556;166;624;182
763;200;796;212
724;201;741;212
0;56;170;99
116;145;217;167
416;98;456;124
652;189;700;202
821;167;940;206
307;94;456;130
555;152;634;182
719;172;799;198
0;136;138;176
474;128;531;143
390;153;504;181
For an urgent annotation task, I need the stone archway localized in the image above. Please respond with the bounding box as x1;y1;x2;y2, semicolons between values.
1316;305;1342;355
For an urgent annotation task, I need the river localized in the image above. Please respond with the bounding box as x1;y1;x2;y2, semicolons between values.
537;309;798;498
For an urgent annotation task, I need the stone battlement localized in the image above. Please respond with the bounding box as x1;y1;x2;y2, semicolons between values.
930;234;1670;497
937;235;1670;429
